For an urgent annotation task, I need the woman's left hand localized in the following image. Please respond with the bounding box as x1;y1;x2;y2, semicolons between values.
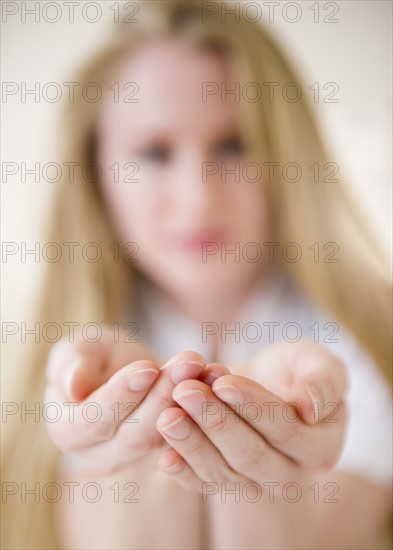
156;340;349;492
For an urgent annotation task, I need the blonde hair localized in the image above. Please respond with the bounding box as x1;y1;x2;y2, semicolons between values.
2;2;391;548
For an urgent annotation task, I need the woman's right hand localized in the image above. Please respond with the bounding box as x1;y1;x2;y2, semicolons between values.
44;329;221;476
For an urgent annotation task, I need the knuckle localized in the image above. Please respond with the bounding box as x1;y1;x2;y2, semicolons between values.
186;435;207;458
118;434;146;454
270;422;300;448
118;429;160;456
206;417;231;437
141;431;162;451
84;418;111;441
234;450;265;476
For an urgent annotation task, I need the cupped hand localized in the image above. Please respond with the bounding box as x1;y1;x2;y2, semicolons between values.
156;340;348;492
44;330;229;476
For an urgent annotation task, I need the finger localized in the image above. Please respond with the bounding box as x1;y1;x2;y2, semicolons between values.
157;407;238;486
199;363;231;386
288;343;348;424
248;340;349;424
158;448;202;492
212;374;347;471
87;352;207;472
44;360;160;451
115;351;206;444
46;332;157;401
46;340;103;402
172;380;295;484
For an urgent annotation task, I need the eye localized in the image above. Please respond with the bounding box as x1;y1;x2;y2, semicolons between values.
139;144;171;163
216;135;244;157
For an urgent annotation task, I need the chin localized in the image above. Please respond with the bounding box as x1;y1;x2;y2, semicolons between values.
142;255;258;308
167;267;250;302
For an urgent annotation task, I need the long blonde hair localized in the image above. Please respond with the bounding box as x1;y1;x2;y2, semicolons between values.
2;2;391;548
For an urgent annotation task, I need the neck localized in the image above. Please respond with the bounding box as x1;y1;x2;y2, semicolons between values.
168;269;276;325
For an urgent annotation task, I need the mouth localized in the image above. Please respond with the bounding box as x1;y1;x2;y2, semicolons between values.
172;228;225;252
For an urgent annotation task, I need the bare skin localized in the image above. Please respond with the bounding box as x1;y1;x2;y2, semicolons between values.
45;39;392;549
46;333;391;549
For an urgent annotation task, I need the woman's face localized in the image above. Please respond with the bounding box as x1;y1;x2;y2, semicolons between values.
97;38;269;315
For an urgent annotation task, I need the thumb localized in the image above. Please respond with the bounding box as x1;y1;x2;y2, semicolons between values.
248;340;348;425
46;332;158;401
289;378;340;425
46;340;108;402
64;358;105;401
286;342;349;425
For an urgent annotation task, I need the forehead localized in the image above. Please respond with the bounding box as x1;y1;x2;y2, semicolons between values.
99;38;240;138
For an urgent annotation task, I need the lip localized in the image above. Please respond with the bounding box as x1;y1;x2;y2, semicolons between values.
172;229;225;251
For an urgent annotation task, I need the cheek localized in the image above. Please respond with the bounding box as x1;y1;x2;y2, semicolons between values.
98;148;164;244
230;182;269;239
120;192;164;246
99;172;162;246
97;131;165;243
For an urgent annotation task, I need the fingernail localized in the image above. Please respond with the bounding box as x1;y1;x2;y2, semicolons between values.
65;360;81;400
160;416;191;440
65;371;76;401
306;384;325;409
173;389;206;415
212;384;244;405
165;361;204;385
129;368;159;392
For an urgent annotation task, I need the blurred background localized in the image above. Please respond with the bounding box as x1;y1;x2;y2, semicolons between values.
2;0;392;327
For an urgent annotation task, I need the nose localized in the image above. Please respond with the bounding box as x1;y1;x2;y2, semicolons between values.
171;148;223;216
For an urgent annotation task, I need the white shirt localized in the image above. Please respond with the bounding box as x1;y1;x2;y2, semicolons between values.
131;272;393;487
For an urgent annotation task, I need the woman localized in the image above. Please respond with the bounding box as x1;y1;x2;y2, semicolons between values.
2;1;392;548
